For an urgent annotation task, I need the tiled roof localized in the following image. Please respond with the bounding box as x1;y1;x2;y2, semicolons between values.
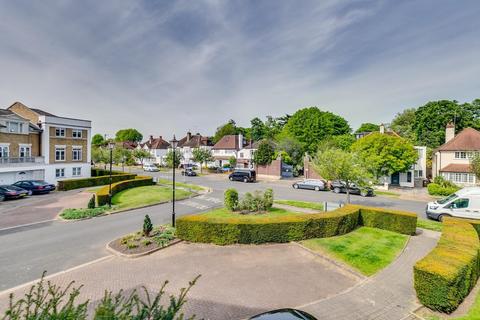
122;141;138;150
0;109;13;116
180;134;212;148
212;135;241;150
440;163;472;173
437;128;480;151
143;136;170;150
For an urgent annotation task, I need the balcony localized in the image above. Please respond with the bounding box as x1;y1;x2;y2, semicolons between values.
0;157;45;167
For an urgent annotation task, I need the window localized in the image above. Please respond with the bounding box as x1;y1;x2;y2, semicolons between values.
443;172;476;184
72;129;82;138
449;198;469;209
0;146;9;158
19;146;31;158
7;121;23;133
72;167;82;176
55;127;66;137
72;147;82;161
414;170;424;178
407;171;412;183
55;147;66;161
455;151;467;159
55;168;65;178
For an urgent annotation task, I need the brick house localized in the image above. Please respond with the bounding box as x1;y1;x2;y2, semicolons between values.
176;132;213;167
212;134;255;168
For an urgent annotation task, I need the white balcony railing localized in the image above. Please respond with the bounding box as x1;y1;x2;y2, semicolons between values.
0;157;45;167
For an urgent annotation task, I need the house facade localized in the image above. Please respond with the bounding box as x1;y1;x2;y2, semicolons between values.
0;102;92;184
141;135;170;165
177;132;213;167
432;124;480;186
212;134;256;168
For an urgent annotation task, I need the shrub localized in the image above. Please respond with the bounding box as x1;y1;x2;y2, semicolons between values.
264;188;274;210
224;188;239;211
236;189;274;213
414;218;480;313
88;195;96;209
427;183;460;196
143;215;153;237
96;176;154;206
60;206;108;220
433;175;458;188
57;173;137;191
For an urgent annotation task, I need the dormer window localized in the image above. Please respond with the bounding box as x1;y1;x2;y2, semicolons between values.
455;151;467;159
7;121;23;133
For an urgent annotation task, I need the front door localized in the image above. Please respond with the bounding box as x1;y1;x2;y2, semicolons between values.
391;172;400;185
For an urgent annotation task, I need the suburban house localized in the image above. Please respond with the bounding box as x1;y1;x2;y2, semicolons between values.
176;132;213;167
0;102;92;184
432;123;480;186
141;135;170;165
212;134;256;168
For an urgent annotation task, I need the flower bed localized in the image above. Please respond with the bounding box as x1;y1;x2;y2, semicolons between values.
108;225;176;256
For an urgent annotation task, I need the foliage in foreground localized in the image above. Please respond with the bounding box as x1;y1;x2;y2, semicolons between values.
2;273;200;320
224;188;274;213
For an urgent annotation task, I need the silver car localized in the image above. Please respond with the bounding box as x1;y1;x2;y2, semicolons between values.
292;179;327;191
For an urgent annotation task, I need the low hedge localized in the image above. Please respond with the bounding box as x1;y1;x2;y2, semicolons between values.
57;173;136;191
427;183;460;196
414;218;480;313
176;205;417;245
358;206;417;235
91;168;125;177
96;176;155;206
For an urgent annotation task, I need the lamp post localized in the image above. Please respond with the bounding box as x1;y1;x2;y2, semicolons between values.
170;135;179;227
108;141;115;208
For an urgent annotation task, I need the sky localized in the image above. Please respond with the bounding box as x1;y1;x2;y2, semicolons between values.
0;0;479;140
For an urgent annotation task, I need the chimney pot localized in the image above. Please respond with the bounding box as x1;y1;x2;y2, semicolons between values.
379;124;385;134
445;122;455;143
187;132;192;141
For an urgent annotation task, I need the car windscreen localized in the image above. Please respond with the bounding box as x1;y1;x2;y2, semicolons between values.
437;193;458;204
32;181;47;186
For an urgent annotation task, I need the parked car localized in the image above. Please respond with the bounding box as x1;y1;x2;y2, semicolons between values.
249;309;317;320
330;180;374;197
426;187;480;221
143;163;160;172
12;180;56;194
0;185;30;200
228;169;256;183
292;179;327;191
181;168;197;176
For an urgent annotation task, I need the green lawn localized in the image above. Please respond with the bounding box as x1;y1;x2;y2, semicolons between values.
156;179;205;191
374;190;401;197
301;227;408;276
111;185;191;210
274;200;324;211
417;218;443;232
197;207;302;222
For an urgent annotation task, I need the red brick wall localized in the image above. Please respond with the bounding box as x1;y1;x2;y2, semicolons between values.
304;157;323;179
255;159;282;177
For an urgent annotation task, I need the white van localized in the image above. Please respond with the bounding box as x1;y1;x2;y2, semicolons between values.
143;163;159;172
426;187;480;221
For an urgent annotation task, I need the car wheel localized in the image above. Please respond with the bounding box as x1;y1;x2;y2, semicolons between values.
229;177;233;181
360;190;368;197
293;184;299;189
314;186;320;191
333;187;341;194
27;190;33;196
438;214;451;222
243;177;248;183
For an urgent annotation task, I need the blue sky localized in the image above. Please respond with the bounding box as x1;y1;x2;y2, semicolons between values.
0;0;479;138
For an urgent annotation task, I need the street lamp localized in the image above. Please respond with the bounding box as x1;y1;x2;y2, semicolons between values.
108;141;115;208
170;135;179;227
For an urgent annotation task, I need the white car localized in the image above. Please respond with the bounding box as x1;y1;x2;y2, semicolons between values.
426;187;480;221
143;163;159;172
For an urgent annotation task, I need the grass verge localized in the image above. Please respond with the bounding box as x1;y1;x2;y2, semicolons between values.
374;190;401;197
274;200;324;211
197;207;303;221
301;226;408;276
111;185;191;210
156;179;206;191
417;218;443;232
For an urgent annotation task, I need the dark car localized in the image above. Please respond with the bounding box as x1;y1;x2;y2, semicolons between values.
330;180;374;197
12;180;56;195
0;185;30;201
292;179;327;191
228;169;256;183
249;308;317;320
181;169;197;176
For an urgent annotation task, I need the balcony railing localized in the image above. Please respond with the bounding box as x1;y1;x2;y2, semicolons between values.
0;157;45;166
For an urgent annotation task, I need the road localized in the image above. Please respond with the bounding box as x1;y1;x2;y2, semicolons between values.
0;171;428;291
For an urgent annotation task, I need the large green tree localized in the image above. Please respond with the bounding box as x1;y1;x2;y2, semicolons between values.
213;120;237;143
132;149;151;165
390;108;416;142
351;132;418;179
165;150;182;168
276;135;304;167
283;107;351;154
250;117;266;141
115;129;143;143
192;148;213;173
91;134;105;146
318;134;356;151
253;140;276;165
355;123;379;133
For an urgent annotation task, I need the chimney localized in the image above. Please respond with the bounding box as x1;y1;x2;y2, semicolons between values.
238;134;243;149
446;122;455;143
379;124;385;134
159;135;162;140
187;132;192;142
149;135;154;142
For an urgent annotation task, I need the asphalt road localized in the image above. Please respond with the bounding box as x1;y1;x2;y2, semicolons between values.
0;171;429;292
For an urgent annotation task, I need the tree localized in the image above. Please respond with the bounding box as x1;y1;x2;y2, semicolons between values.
351;132;418;180
276;135;304;167
253;140;275;165
192;148;213;173
143;215;153;237
91;134;105;146
355;123;379;133
132;149;151;165
283;107;351;154
113;147;133;171
228;156;237;168
470;153;480;183
115;128;143;143
390;108;416;142
91;147;109;169
313;148;372;203
213;120;237;143
250;117;266;141
165;150;182;168
318;134;356;151
264;116;284;139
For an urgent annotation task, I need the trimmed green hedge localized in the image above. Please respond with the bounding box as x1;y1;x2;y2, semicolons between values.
176;205;417;245
96;176;155;206
427;183;460;196
57;173;136;191
414;218;480;313
91;168;125;177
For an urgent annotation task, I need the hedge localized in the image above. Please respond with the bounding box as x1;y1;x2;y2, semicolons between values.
96;176;155;206
414;218;480;313
91;168;125;177
57;173;137;191
427;183;460;196
176;205;417;245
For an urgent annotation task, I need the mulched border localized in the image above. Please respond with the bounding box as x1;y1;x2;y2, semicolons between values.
106;238;183;259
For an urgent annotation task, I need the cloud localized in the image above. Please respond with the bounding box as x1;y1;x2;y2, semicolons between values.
0;0;479;138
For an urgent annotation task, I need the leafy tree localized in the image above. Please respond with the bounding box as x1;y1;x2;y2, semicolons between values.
390;108;416;142
113;147;133;171
264;116;284;139
470;153;480;183
276;135;304;167
351;132;418;179
250;117;266;141
355;123;379;133
115;128;143;143
283;107;351;154
132;149;151;165
165;149;182;168
91;147;109;169
318;134;356;151
91;134;105;146
213;120;237;143
192;148;213;173
228;156;237;168
313;148;372;203
253;140;275;165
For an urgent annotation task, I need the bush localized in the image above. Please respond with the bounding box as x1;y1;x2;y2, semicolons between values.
236;189;275;213
57;173;137;191
96;176;154;206
224;188;239;211
176;205;417;245
88;195;96;209
433;175;458;188
60;206;108;220
143;215;153;237
264;188;274;210
414;218;480;313
427;183;460;196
